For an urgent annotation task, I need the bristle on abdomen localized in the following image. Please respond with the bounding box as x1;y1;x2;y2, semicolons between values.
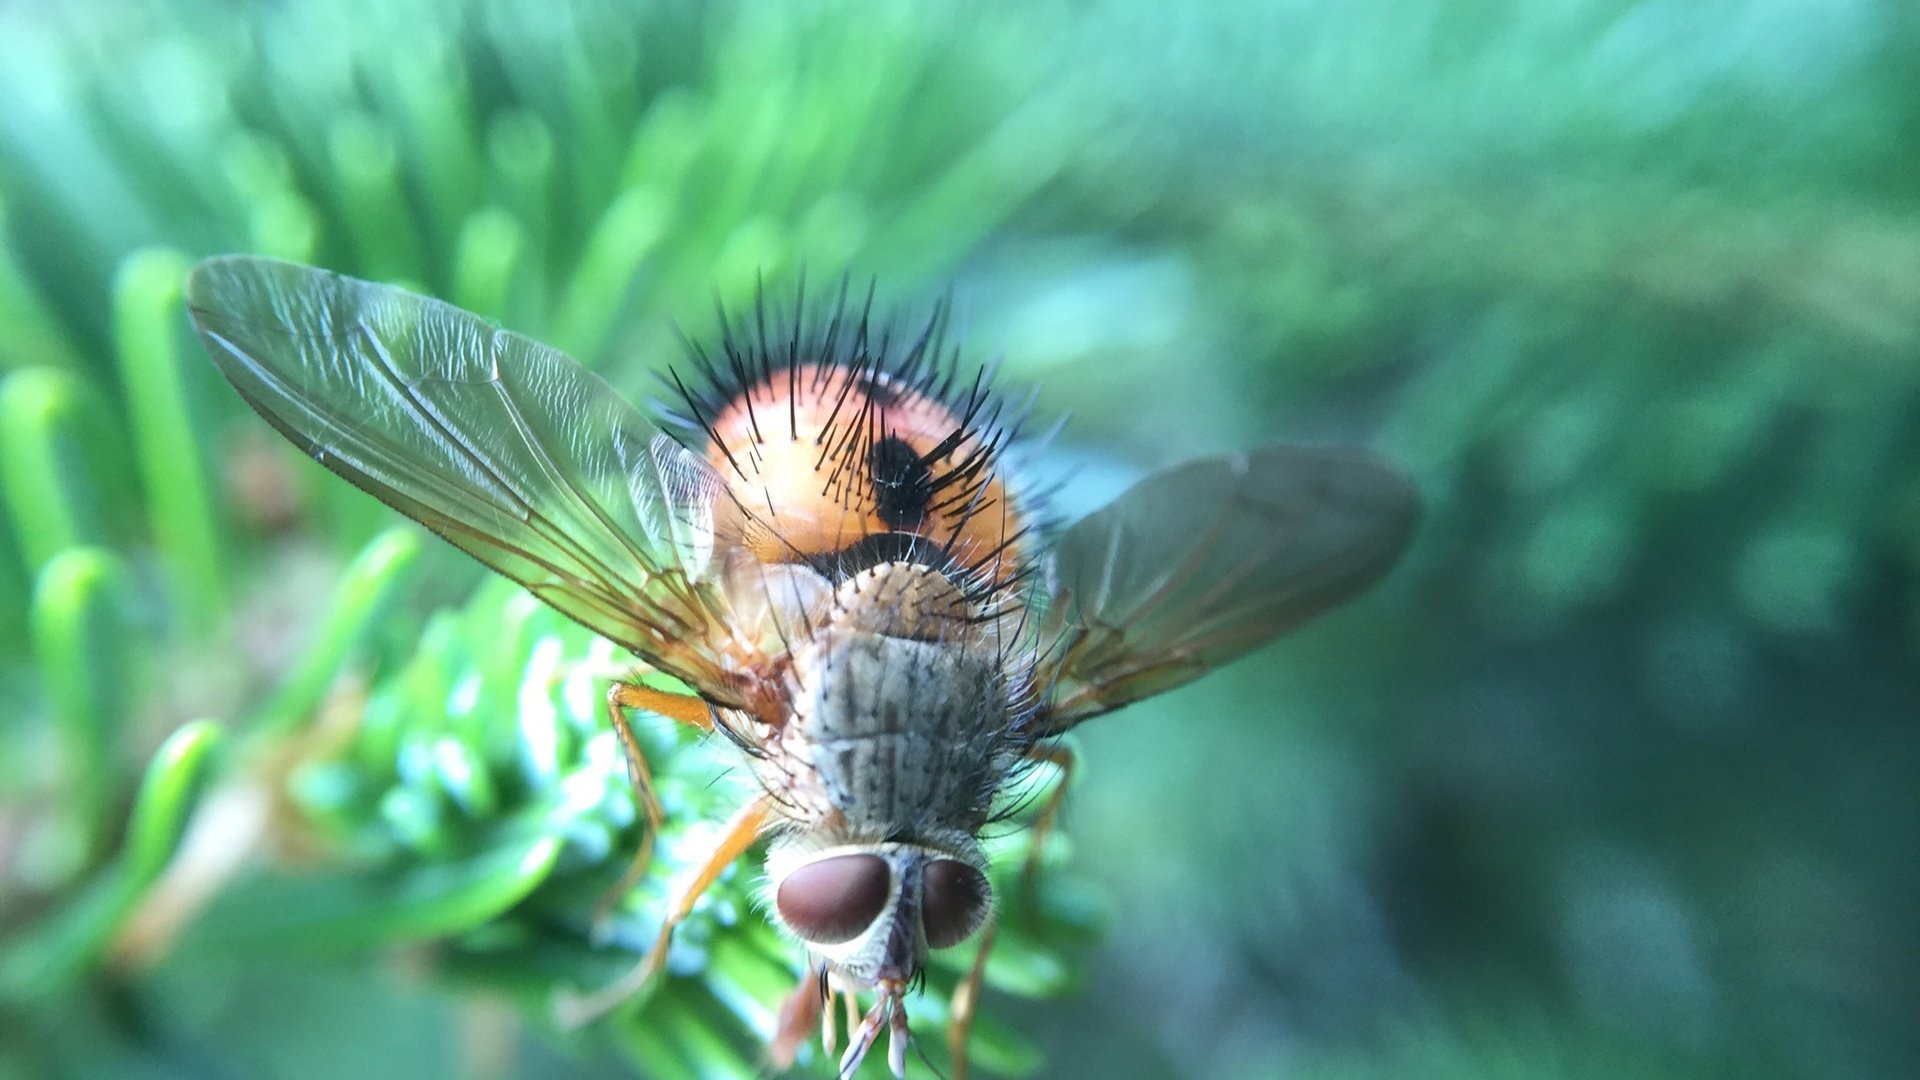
659;281;1033;590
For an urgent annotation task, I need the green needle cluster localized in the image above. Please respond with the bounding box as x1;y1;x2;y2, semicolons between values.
0;2;1101;1077
5;2;1919;1079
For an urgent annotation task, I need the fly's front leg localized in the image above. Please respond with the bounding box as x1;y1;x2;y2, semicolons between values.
593;680;715;929
770;965;826;1070
839;985;909;1079
555;794;770;1027
842;987;862;1057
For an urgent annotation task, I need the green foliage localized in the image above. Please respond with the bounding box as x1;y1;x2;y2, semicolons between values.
3;1;1917;1079
0;1;1098;1077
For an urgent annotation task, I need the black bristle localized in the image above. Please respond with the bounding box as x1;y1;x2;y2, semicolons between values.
787;272;804;440
667;365;746;483
653;274;1049;597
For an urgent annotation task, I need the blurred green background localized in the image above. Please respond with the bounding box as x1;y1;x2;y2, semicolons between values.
2;1;1916;1078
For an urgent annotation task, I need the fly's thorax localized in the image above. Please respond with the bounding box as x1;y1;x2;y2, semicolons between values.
775;562;1034;837
809;559;1034;680
763;831;993;985
718;544;1024;655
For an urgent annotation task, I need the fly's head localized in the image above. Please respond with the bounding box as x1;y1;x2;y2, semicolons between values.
765;827;993;989
764;828;995;1074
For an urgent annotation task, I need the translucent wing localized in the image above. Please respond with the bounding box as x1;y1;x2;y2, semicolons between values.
187;255;744;701
1037;445;1418;731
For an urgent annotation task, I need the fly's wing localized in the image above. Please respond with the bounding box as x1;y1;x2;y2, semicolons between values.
1036;445;1417;732
187;256;744;702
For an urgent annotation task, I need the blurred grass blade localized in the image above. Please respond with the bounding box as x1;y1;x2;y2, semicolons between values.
188;833;563;953
450;206;524;322
553;185;669;360
253;526;423;737
0;367;118;572
328;112;424;285
219;130;321;264
0;193;84;374
0;720;222;1001
123;722;226;888
115;247;227;632
30;546;135;876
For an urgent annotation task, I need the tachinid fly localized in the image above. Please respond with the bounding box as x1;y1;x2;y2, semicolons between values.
186;257;1418;1078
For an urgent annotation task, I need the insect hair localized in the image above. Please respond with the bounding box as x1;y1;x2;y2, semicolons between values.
653;275;1052;585
657;273;1064;839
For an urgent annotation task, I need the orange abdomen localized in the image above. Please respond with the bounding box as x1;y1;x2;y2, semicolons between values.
704;363;1023;581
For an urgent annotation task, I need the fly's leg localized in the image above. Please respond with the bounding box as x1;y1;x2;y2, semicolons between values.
555;795;770;1027
839;984;908;1079
770;965;826;1070
842;988;862;1055
947;916;999;1080
950;742;1076;1080
592;681;715;930
1019;742;1077;904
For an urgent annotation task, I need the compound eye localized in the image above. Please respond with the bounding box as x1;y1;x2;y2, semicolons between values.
921;858;990;949
775;853;892;945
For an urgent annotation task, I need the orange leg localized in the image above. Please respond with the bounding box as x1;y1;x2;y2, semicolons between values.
555;794;771;1027
947;915;999;1080
1019;742;1076;901
592;681;714;928
770;965;826;1070
950;741;1076;1080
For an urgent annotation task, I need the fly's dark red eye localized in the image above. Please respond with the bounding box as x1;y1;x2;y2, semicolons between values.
921;858;990;949
775;853;891;945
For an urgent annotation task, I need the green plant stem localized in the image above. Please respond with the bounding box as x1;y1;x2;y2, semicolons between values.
0;720;222;1002
371;31;483;261
252;527;422;737
554;185;669;361
0;368;114;572
30;546;135;876
114;248;227;633
0;194;84;374
220;131;321;263
451;207;524;322
328;112;424;284
485;110;555;294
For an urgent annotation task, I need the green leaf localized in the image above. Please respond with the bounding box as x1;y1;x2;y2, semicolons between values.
190;833;563;953
252;527;422;737
0;194;85;375
122;721;225;890
30;546;136;874
327;112;425;285
115;247;227;632
449;206;524;323
0;369;117;572
0;720;223;1002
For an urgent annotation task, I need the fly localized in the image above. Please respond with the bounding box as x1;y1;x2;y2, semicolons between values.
186;256;1418;1078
